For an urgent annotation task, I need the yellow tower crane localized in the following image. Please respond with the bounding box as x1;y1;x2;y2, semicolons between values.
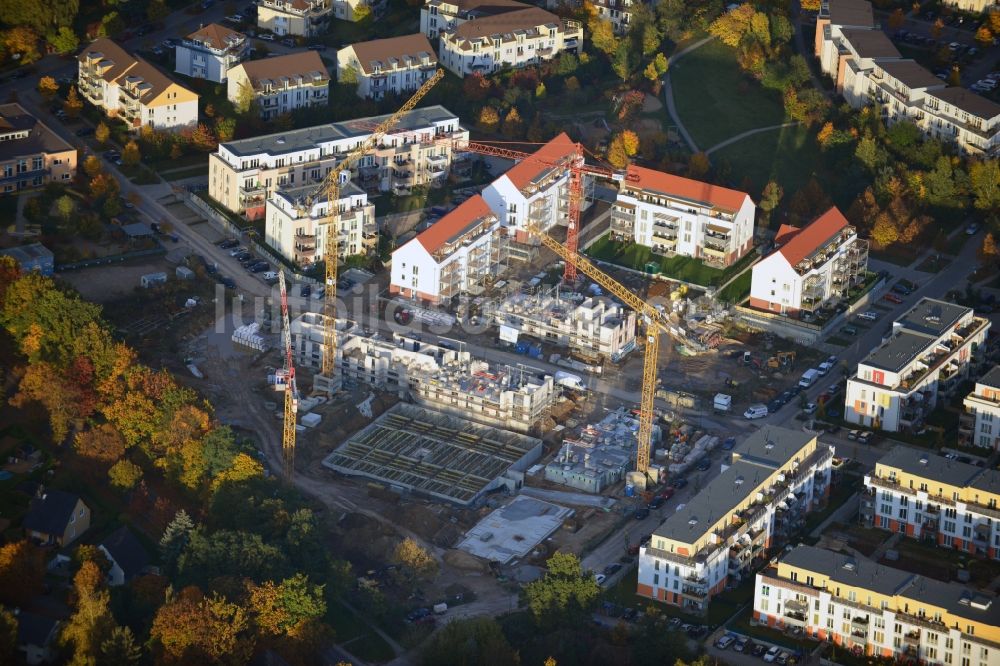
277;269;297;480
303;69;444;392
525;223;682;477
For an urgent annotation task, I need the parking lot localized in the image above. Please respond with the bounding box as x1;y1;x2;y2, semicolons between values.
707;627;812;666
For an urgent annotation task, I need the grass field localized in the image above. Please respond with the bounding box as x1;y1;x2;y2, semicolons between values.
716;270;752;304
710;124;823;198
671;40;785;149
587;235;726;286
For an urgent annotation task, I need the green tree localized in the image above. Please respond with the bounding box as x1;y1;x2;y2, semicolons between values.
56;194;75;222
47;26;79;54
589;17;619;56
855;136;882;170
247;574;327;637
420;617;520;666
109;459;143;490
339;65;359;85
98;12;125;38
99;626;143;666
759;180;783;219
611;42;633;81
178;529;287;587
234;83;256;115
970;160;1000;211
160;509;195;573
146;0;169;22
524;552;601;628
122;140;141;167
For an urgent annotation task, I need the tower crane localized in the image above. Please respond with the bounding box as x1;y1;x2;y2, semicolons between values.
277;270;297;480
301;68;444;393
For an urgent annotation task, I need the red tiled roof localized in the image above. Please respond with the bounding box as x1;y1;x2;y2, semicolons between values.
777;207;850;266
774;224;801;246
503;132;577;190
416;195;495;253
624;165;750;212
186;23;244;51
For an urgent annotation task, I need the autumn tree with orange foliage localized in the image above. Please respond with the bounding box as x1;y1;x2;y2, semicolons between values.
0;541;45;606
151;587;255;665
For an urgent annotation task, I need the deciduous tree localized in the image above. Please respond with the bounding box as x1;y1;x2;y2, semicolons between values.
2;26;40;63
932;18;944;39
74;423;126;465
589;17;619;56
620;130;639;156
463;72;491;101
709;4;756;47
122;140;141;167
99;626;142;665
0;608;15;665
37;76;58;99
191;123;217;151
759;180;783;218
215;117;236;143
688;151;710;178
976;26;993;48
147;0;169;22
391;538;438;581
47;27;79;54
109;459;143;490
501;107;523;138
150;588;255;665
60;561;116;665
888;9;904;30
605;134;628;168
95;122;110;146
64;85;83;119
970;160;1000;211
524;551;600;628
980;232;998;262
420;617;520;666
83;155;102;179
0;540;44;606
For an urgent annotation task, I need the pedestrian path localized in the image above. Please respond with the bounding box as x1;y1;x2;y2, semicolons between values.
662;36;714;153
705;122;801;155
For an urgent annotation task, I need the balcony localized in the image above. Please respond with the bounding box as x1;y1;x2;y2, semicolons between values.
903;631;920;647
851;616;869;633
295;244;317;259
782;610;807;628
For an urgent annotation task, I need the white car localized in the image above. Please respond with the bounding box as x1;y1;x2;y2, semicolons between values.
803;402;818;415
259;33;275;41
715;634;736;650
594;574;607;585
764;646;782;663
857;311;879;321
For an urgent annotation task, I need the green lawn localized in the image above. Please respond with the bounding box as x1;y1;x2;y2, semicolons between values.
327;602;396;663
163;166;209;181
587;234;725;286
716;270;752;304
671;40;785;149
710;124;823;198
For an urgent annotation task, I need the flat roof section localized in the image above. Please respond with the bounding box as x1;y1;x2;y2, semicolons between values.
322;403;542;506
894;298;970;338
863;331;935;373
457;495;573;564
876;445;986;489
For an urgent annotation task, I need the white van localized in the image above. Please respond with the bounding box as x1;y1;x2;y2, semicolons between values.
261;271;277;281
799;369;819;388
817;361;834;376
744;404;768;419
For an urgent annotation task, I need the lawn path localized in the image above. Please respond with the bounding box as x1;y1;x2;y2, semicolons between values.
662;36;714;153
704;121;801;155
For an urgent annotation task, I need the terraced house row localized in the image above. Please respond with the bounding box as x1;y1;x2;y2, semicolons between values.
755;545;999;664
861;446;1000;559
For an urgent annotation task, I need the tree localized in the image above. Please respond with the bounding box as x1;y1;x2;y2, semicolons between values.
74;423;126;465
95;122;110;146
2;26;40;63
501;107;523;138
932;18;944;39
709;4;756;47
37;76;58;100
10;361;85;443
98;12;125;38
150;589;255;665
83;155;102;179
211;453;264;490
759;180;783;219
643;60;660;82
620;130;640;156
870;211;901;248
688;152;710;179
970;160;1000;210
888;9;905;30
948;65;962;87
177;529;287;587
800;0;820;10
976;26;994;48
60;561;116;665
122;140;141;167
420;617;520;666
99;626;142;666
391;538;438;581
589;17;619;56
855;136;882;170
247;574;326;637
611;42;633;81
0;608;15;665
534;82;547;99
170;143;184;160
47;26;79;54
980;232;998;262
234;83;256;114
109;459;143;490
463;72;491;102
147;0;169;22
0;541;45;606
990;9;1000;34
524;552;601;628
191;124;218;152
89;171;119;199
55;194;75;222
160;509;195;573
606;134;629;169
64;86;83;119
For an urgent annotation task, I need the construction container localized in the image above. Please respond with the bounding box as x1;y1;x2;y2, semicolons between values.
301;413;321;428
140;272;167;288
627;471;647;492
175;266;194;280
232;322;268;351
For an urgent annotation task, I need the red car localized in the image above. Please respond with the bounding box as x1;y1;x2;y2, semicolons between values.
658;487;675;500
884;292;903;304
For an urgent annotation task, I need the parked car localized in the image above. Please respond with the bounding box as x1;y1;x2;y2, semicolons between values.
734;637;750;653
259;33;275;41
722;436;736;451
715;634;736;650
857;311;879;321
307;43;327;50
884;292;903;304
843;325;859;335
281;37;296;48
219;276;236;289
225;14;244;23
230;246;248;256
594;574;607;585
803;402;817;415
75;127;95;136
847;429;860;440
967;222;981;235
634;508;650;520
696;458;711;472
300;284;312;298
751;644;767;658
670;478;688;490
764;646;782;663
603;563;622;576
648;496;665;509
858;431;873;445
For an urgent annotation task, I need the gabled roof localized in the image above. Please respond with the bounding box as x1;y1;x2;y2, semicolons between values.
776;207;849;267
346;34;437;75
16;611;58;648
120;59;182;105
624;164;750;213
503;132;577;190
415;195;495;253
100;526;151;581
22;490;82;536
78;38;137;83
236;52;330;91
930;87;1000;121
186;23;245;51
450;6;562;41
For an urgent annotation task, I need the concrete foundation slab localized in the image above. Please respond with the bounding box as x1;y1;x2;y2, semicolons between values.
457;495;574;564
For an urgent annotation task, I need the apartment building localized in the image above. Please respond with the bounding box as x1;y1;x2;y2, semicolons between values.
290;315;556;431
0;104;76;193
825;28;901;105
493;287;637;362
749;207;868;317
845;298;991;432
78;38;199;132
420;0;526;39
390;195;507;304
437;6;582;77
481;132;592;260
960;366;1000;450
814;0;875;66
209;105;466;218
637;427;834;613
754;545;1000;663
860;445;1000;558
226;52;329;120
175;23;249;83
336;34;437;100
264;181;376;265
590;0;634;35
257;0;332;36
610;165;755;269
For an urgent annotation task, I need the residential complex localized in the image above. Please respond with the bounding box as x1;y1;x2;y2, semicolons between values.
754;545;1000;662
817;0;1000;155
264;181;377;265
175;23;249;83
493;286;637;362
637;427;834;613
860;445;1000;558
610;164;755;269
226;52;330;120
589;0;634;34
437;6;582;77
336;34;437;100
208;105;467;219
256;0;332;36
960;366;1000;450
749;207;868;317
290;315;557;432
844;298;990;432
419;0;527;39
0;104;76;193
390;195;506;303
78;38;199;132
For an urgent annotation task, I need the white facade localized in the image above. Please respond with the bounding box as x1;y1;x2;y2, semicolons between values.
636;428;833;613
390;195;506;304
961;366;1000;450
265;182;376;265
845;299;990;432
226;53;329;120
437;7;582;77
257;0;333;35
591;0;633;34
175;24;249;83
336;35;438;100
610;165;755;269
420;0;527;39
209;105;466;218
749;207;868;316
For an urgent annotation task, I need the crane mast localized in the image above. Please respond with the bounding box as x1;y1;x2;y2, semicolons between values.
306;69;444;393
277;270;297;480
